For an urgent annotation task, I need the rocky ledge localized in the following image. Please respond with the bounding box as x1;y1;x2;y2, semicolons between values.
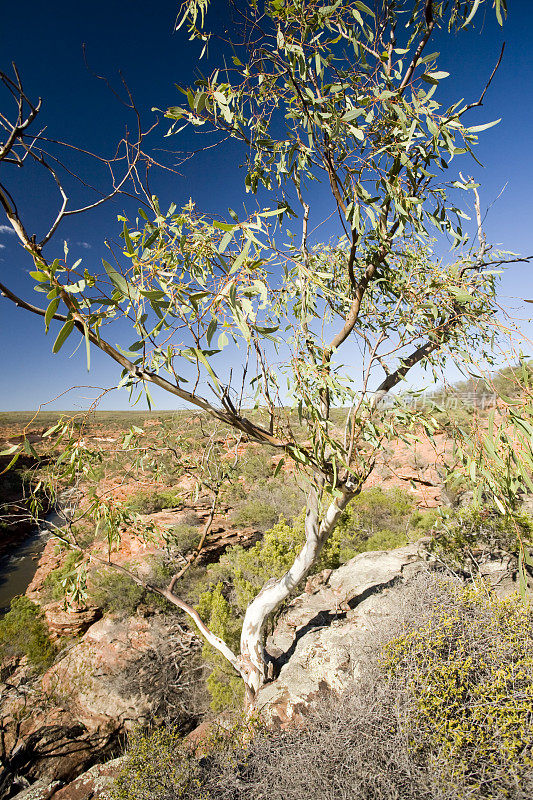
257;542;430;725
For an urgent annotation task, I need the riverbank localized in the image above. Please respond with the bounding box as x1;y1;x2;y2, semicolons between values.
0;509;67;614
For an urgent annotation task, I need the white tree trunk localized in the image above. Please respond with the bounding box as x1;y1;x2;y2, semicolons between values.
238;486;355;697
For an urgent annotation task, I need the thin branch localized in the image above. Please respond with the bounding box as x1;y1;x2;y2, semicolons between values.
0;280;68;321
399;2;435;93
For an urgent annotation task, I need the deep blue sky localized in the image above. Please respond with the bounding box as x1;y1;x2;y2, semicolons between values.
0;0;532;411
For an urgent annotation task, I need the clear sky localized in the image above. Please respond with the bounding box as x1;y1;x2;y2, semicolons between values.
0;0;532;411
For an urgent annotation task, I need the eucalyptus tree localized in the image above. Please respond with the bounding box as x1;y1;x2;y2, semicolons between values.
0;0;521;704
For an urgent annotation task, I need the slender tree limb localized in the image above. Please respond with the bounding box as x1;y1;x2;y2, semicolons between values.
0;280;68;321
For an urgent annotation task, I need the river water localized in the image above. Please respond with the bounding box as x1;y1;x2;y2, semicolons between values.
0;509;67;614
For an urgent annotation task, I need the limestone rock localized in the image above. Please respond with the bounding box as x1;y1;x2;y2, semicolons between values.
258;542;431;726
1;615;199;799
48;757;124;800
42;615;172;731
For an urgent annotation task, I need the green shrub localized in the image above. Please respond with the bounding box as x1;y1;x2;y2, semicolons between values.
196;583;244;711
0;596;56;670
382;583;533;796
164;523;201;556
231;498;279;530
88;567;145;615
111;716;264;800
125;489;182;515
319;486;435;567
429;503;533;571
238;447;274;484
206;516;307;614
41;550;82;603
111;726;201;800
228;476;306;530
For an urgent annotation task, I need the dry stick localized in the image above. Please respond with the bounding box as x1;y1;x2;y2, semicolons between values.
167;490;218;592
456;43;505;117
0;280;68;322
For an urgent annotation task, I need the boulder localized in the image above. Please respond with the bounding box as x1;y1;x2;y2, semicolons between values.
12;757;124;800
48;757;124;800
257;542;431;726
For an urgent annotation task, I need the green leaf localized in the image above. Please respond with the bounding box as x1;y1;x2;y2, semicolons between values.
0;451;21;474
103;260;130;297
192;347;221;391
0;444;20;456
273;458;284;478
462;0;481;28
425;71;449;81
354;1;374;17
206;318;218;346
466;119;501;134
230;238;252;274
29;270;49;282
219;230;234;253
449;287;473;304
45;298;60;333
123;223;135;255
52;319;75;354
213;220;237;232
23;437;38;457
494;496;506;514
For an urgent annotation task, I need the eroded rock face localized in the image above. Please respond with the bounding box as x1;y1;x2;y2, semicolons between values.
41;614;196;733
257;543;431;726
43;604;102;640
1;614;201;799
12;757;124;800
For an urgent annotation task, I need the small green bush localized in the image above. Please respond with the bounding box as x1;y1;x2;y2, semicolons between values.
228;476;306;530
231;498;279;530
320;486;435;567
125;489;182;515
0;596;56;670
41;550;82;603
111;726;201;800
111;715;264;800
429;503;533;572
88;567;145;615
196;582;244;711
205;516;307;614
238;447;274;484
165;523;201;556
